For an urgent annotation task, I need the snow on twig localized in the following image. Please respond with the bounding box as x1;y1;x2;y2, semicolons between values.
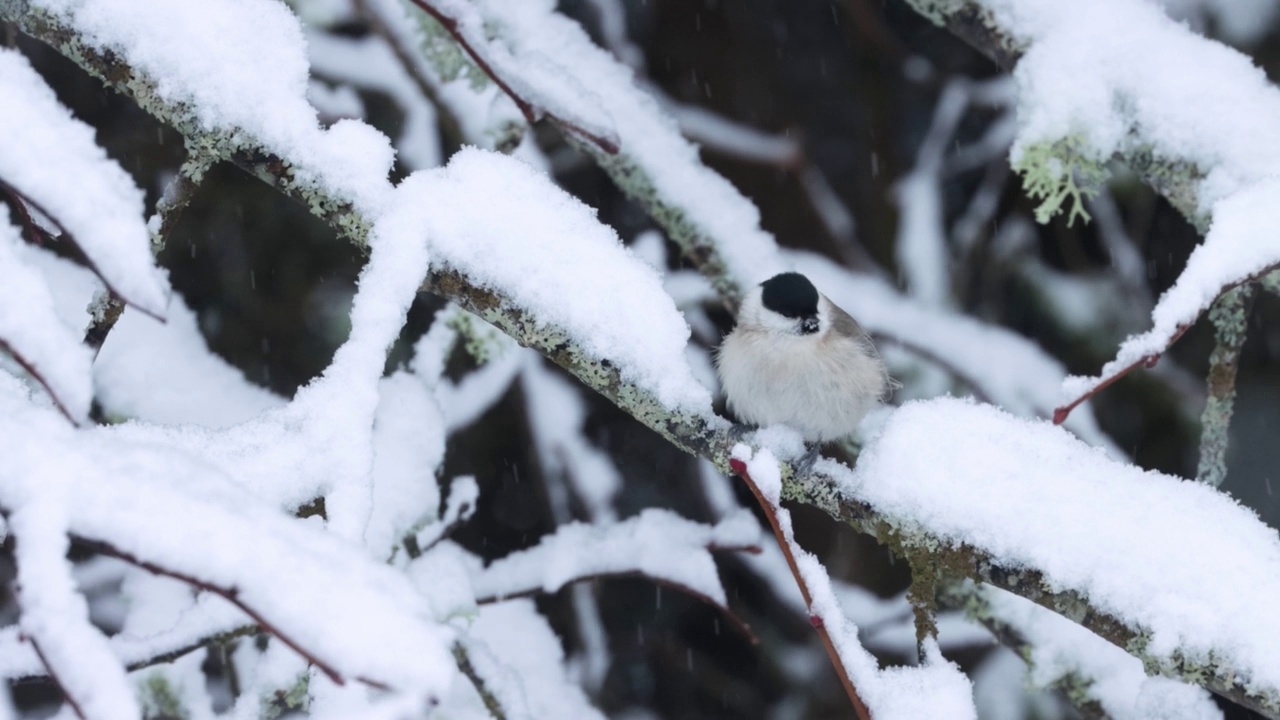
0;373;455;698
0;206;93;423
469;508;761;641
8;493;138;719
401;0;783;302
729;446;976;719
941;582;1222;720
898;0;1280;421
0;47;167;319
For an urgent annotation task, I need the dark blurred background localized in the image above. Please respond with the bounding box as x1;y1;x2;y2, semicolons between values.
6;0;1280;717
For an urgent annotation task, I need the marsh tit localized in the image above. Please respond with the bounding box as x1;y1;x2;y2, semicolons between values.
716;272;892;453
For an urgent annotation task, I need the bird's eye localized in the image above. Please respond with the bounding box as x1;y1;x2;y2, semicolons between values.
800;317;820;334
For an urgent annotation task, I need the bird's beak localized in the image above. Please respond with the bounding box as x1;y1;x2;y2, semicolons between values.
801;317;820;334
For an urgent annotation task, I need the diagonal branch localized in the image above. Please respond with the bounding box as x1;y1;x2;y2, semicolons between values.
898;0;1280;423
402;0;619;154
80;540;354;688
729;457;872;720
0;178;164;322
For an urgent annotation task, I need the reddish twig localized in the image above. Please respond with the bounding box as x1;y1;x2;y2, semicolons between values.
79;541;368;689
1055;261;1280;424
1;181;48;246
0;180;165;322
728;457;872;720
25;636;87;719
402;0;620;154
0;339;79;425
1052;321;1192;424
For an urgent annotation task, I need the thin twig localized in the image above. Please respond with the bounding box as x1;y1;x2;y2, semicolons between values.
79;540;359;688
401;0;620;153
1;180;48;246
728;457;872;720
0;179;164;321
25;637;86;719
1055;262;1279;424
351;0;466;153
453;642;507;720
0;338;79;424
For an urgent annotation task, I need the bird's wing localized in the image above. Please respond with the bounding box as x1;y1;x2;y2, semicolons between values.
827;299;901;396
828;300;868;340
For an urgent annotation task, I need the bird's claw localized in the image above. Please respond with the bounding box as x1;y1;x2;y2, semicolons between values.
797;445;821;476
727;424;755;444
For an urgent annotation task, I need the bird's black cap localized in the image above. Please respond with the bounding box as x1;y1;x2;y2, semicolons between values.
760;272;819;319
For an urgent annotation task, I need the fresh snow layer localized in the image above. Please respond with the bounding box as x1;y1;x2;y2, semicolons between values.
304;28;441;170
855;397;1280;697
469;509;759;606
378;148;712;411
0;375;455;697
979;586;1221;720
1064;179;1280;401
428;0;784;288
459;600;606;720
968;0;1280;401
95;299;285;428
0;48;166;316
0;207;93;422
9;489;138;719
34;0;396;215
732;445;977;717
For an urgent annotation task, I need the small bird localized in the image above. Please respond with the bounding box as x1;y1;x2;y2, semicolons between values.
716;272;892;459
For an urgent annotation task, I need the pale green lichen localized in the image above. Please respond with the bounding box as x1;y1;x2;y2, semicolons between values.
1013;136;1108;227
261;671;310;719
405;2;490;91
900;0;961;26
139;672;187;720
1198;285;1253;487
446;309;509;365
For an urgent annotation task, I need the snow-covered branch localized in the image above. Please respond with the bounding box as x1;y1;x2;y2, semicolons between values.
10;1;1280;715
899;0;1280;423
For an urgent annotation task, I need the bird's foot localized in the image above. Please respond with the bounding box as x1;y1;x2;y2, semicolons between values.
726;424;755;445
797;445;821;476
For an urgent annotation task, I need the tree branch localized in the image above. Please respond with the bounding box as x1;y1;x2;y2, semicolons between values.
452;642;507;720
900;0;1280;426
6;4;1278;714
1197;285;1253;486
728;457;872;720
401;0;620;154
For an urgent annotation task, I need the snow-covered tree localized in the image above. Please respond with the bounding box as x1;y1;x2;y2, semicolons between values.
0;0;1278;717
